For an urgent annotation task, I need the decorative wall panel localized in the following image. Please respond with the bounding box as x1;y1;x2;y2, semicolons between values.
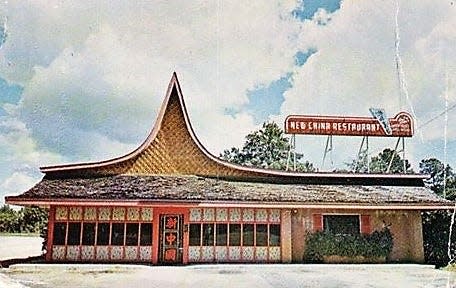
111;246;123;260
141;208;153;221
269;247;281;261
52;246;65;261
216;208;228;222
229;247;241;260
125;247;138;260
229;208;241;222
269;209;281;222
127;208;140;221
66;246;80;260
256;209;268;222
188;246;201;262
201;246;214;261
98;207;111;221
139;247;152;261
81;246;95;260
215;247;228;262
255;247;268;261
203;208;215;221
112;208;125;221
69;207;82;221
84;207;97;221
96;246;109;261
242;209;255;222
242;247;254;261
55;207;68;221
189;208;202;222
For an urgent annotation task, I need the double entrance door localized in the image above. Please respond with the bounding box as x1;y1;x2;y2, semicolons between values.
158;214;183;264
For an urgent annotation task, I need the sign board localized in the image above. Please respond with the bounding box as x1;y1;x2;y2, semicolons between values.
284;112;413;137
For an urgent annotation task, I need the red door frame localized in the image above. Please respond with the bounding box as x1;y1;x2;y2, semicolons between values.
152;207;189;264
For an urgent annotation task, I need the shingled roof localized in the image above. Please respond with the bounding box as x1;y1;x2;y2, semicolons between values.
5;175;451;209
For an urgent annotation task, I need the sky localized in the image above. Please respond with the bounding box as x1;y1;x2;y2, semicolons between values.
0;0;455;203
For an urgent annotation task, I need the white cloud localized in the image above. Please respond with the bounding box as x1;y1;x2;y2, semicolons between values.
0;1;301;164
0;171;39;199
0;0;454;183
279;0;456;169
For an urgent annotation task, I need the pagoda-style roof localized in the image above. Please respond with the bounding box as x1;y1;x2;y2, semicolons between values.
37;73;426;184
5;73;449;208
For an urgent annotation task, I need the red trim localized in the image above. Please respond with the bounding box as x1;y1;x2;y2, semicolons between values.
46;206;55;261
361;215;371;234
312;214;323;232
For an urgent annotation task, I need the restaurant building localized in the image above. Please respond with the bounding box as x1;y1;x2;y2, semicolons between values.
5;73;451;264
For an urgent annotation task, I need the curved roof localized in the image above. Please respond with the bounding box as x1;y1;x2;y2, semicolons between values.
40;73;427;186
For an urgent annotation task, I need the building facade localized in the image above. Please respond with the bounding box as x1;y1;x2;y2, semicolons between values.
6;74;451;264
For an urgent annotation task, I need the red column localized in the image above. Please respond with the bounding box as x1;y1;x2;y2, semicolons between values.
45;206;55;261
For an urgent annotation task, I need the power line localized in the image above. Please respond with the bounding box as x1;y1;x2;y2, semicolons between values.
418;102;456;129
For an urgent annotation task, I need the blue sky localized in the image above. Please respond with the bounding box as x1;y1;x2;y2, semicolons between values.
0;0;455;203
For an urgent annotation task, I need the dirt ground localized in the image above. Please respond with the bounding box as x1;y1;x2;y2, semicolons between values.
0;236;455;288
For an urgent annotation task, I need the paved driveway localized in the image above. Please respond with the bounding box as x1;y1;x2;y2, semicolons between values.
1;264;455;288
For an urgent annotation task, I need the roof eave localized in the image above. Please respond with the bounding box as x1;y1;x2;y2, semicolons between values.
5;197;453;210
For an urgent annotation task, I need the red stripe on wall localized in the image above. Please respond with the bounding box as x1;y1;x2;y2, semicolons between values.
361;215;371;234
312;214;323;232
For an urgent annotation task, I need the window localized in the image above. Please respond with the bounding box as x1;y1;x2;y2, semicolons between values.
255;224;268;246
189;224;201;246
202;224;214;246
140;223;152;246
188;208;282;262
269;224;280;246
323;215;360;235
229;224;241;246
67;223;81;245
82;223;95;245
242;224;254;246
97;223;110;245
111;223;125;245
216;224;227;246
53;223;66;245
126;223;139;246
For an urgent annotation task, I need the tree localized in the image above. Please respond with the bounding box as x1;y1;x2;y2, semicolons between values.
0;205;48;234
369;148;413;173
221;122;316;172
419;158;456;200
0;205;20;233
418;158;456;267
346;148;413;174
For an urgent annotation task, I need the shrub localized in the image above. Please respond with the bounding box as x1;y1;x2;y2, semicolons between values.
304;228;393;262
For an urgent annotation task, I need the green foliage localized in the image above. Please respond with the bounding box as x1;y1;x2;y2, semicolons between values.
304;228;393;262
346;148;413;174
0;205;48;234
221;122;316;172
422;210;456;268
419;158;456;200
0;205;20;233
